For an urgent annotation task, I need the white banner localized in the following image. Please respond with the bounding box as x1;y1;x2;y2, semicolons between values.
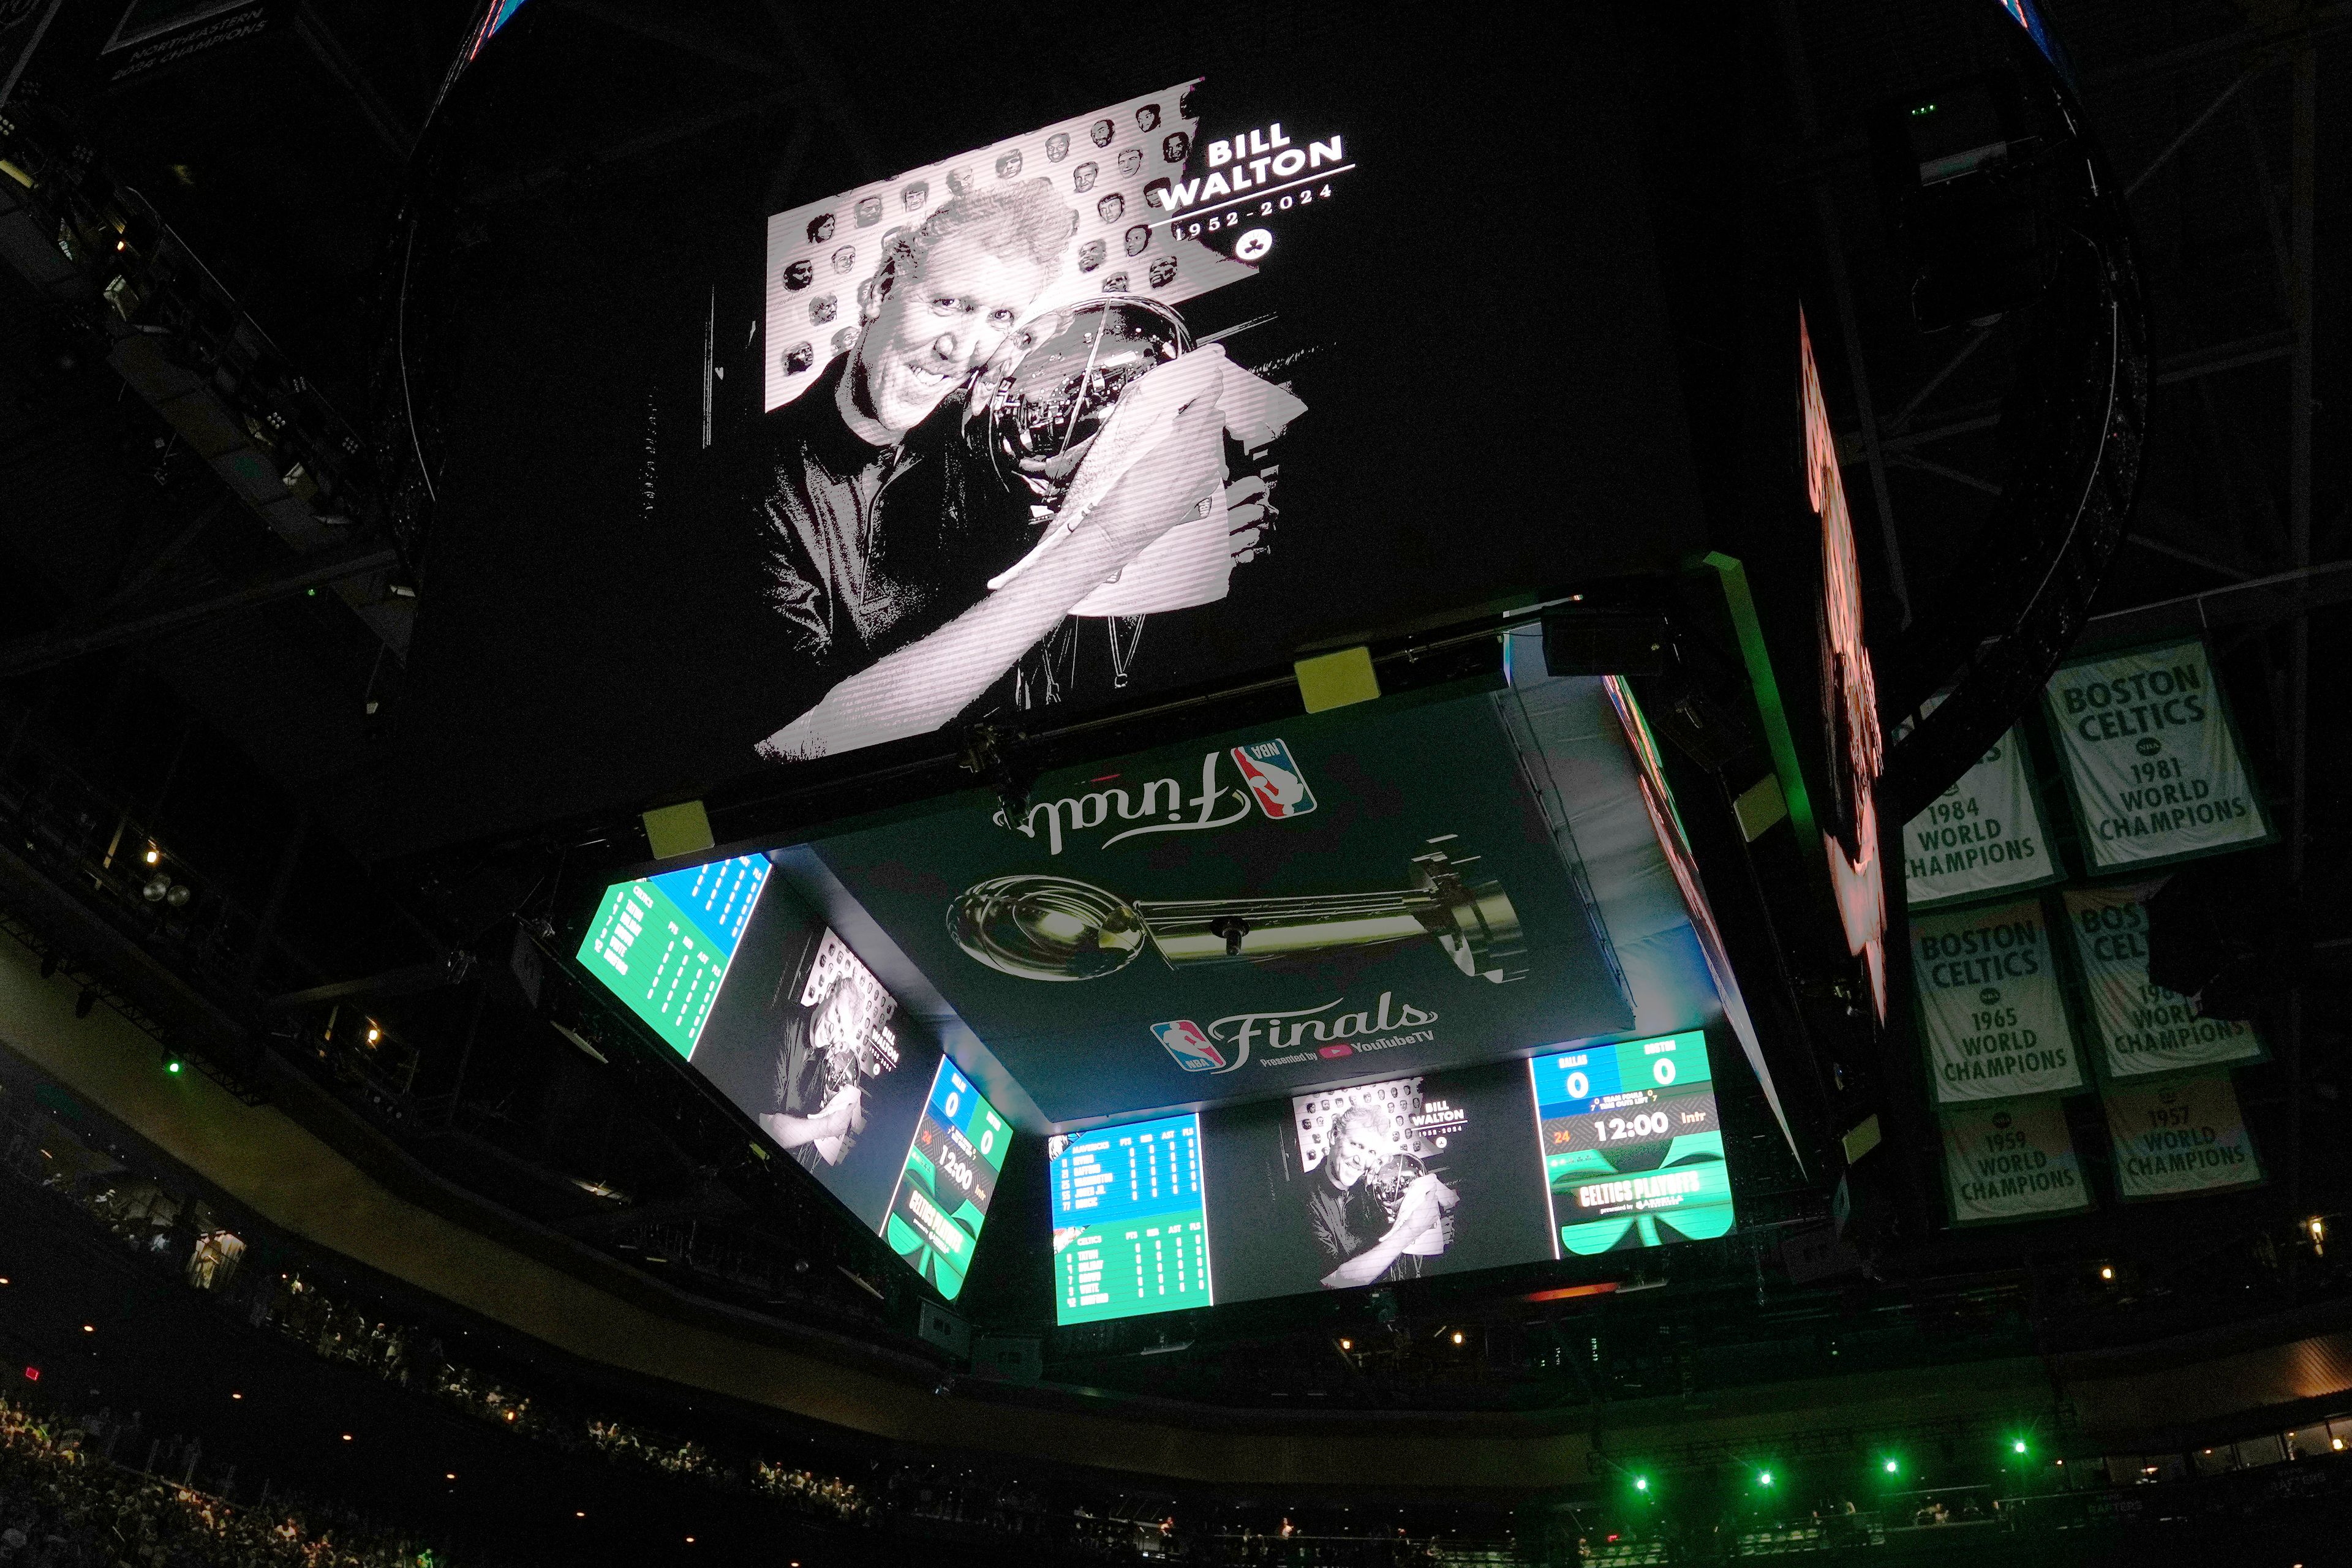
1901;721;2059;910
1939;1097;2093;1224
2045;639;2271;872
1913;898;2084;1104
2102;1071;2262;1199
2062;884;2264;1080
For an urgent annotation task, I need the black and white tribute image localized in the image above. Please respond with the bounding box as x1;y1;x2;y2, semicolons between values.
748;83;1308;761
1292;1080;1461;1290
383;10;1705;856
1197;1062;1553;1304
685;899;946;1232
757;927;900;1170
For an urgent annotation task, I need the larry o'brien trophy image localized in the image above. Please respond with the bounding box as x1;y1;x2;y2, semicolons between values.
946;838;1526;984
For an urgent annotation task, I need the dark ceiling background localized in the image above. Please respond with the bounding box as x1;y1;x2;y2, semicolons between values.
0;0;2342;1509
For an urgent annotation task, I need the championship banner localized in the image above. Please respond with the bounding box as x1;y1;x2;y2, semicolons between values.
1939;1097;2092;1225
1902;717;2060;910
2045;639;2272;872
1912;898;2083;1104
2102;1071;2263;1200
2062;884;2264;1080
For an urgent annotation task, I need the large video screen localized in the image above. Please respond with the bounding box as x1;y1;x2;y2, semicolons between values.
1530;1031;1734;1256
1047;1031;1733;1325
363;4;1709;857
809;690;1633;1123
578;871;1006;1298
577;856;772;1056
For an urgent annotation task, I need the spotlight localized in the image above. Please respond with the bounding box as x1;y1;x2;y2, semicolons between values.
366;1025;380;1044
2309;1217;2326;1247
1633;1476;1648;1493
1758;1471;1773;1487
162;1053;183;1076
1883;1459;1899;1474
341;1433;352;1442
2012;1439;2029;1455
1338;1338;1351;1351
1450;1331;1463;1344
143;847;159;865
81;1325;92;1334
232;1393;241;1400
2098;1265;2114;1281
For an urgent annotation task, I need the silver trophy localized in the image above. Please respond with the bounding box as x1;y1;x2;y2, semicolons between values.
946;840;1525;984
987;296;1193;511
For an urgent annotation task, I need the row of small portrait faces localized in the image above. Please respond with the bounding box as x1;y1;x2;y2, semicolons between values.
802;146;1186;253
800;124;1190;248
788;181;1160;288
788;218;1167;321
776;259;1182;377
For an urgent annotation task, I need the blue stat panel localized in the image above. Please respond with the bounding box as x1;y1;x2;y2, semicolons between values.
1050;1113;1211;1325
576;856;769;1055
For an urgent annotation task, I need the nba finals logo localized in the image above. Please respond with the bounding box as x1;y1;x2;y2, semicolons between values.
1231;738;1315;819
1152;1019;1226;1072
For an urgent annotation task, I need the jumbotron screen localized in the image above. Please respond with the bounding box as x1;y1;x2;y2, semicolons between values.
578;864;1007;1299
1049;1031;1733;1325
369;3;1709;859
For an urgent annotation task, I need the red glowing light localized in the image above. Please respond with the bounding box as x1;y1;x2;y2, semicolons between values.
1799;309;1887;1019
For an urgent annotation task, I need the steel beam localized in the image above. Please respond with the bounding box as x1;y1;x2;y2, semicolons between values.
0;541;398;679
2283;46;2315;1209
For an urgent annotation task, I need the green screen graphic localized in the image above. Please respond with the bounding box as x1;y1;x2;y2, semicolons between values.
1530;1031;1736;1255
1049;1113;1211;1325
576;857;770;1056
882;1060;1009;1300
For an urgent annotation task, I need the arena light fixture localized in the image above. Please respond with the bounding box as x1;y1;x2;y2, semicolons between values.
1758;1471;1774;1487
1883;1458;1900;1475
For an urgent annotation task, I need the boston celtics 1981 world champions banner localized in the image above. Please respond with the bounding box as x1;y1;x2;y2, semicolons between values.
1912;898;2084;1105
2045;639;2272;873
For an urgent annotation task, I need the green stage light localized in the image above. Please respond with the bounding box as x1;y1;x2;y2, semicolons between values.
2012;1440;2029;1455
1758;1471;1773;1487
1634;1476;1649;1493
1883;1459;1900;1474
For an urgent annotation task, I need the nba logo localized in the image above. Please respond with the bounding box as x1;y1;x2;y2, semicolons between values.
1231;739;1316;819
1152;1019;1225;1072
